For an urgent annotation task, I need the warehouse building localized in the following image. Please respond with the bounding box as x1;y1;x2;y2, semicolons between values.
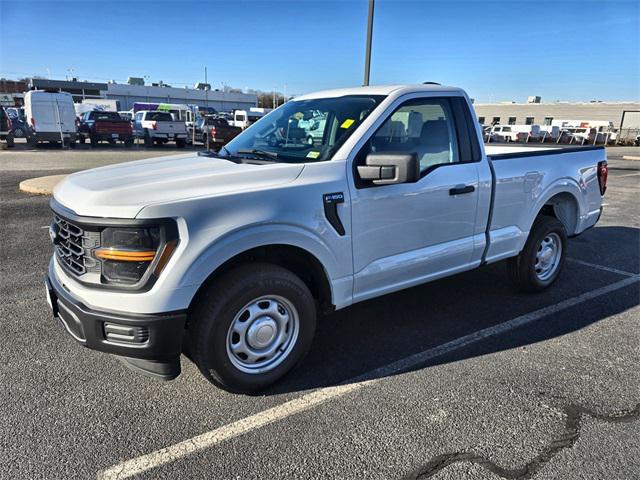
104;83;257;112
29;78;107;101
473;101;640;129
22;77;257;112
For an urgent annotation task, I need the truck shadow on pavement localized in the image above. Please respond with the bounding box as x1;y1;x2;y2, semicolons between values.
265;226;640;396
264;225;639;479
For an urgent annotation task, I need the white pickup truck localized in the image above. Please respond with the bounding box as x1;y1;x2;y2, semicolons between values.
133;110;188;147
45;84;608;393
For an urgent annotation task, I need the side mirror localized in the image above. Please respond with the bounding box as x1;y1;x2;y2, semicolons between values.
357;152;420;185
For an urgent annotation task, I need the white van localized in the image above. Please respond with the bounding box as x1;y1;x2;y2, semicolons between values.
24;91;78;146
229;109;266;129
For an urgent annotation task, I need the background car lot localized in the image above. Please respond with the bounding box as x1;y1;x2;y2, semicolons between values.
0;146;638;479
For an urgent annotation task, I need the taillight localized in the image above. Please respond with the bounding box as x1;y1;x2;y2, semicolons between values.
210;126;217;137
152;121;158;130
597;161;608;196
30;117;36;130
7;117;12;130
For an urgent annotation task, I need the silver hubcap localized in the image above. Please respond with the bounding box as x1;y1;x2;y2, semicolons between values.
226;295;299;374
535;233;562;281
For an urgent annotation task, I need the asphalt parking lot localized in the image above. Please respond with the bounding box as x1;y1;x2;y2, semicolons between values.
1;145;639;480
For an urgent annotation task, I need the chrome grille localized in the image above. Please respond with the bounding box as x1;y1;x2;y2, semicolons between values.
53;215;89;275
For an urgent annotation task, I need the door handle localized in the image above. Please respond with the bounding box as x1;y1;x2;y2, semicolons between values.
449;185;475;195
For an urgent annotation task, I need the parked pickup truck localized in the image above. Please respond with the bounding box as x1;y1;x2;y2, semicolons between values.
133;110;188;147
190;116;242;148
77;111;134;147
45;84;608;393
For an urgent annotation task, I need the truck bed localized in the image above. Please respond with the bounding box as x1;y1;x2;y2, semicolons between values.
485;145;604;160
482;145;606;265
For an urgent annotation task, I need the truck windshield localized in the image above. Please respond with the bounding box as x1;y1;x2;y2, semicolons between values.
220;95;386;163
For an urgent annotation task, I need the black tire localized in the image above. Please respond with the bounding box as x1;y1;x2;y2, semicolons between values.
201;133;208;147
90;135;98;147
27;136;37;148
124;138;134;148
144;131;153;147
176;138;186;148
5;133;14;148
507;215;567;292
189;263;317;393
78;135;86;144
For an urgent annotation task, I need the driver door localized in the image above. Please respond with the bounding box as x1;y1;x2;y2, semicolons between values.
350;96;481;302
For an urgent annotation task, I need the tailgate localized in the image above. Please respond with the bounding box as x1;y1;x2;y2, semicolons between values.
155;122;187;134
95;120;132;135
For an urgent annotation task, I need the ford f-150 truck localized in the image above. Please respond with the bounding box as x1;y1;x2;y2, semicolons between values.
45;84;608;393
77;111;135;147
133;110;188;148
190;116;242;148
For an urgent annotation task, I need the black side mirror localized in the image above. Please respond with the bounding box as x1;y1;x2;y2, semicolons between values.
357;152;420;185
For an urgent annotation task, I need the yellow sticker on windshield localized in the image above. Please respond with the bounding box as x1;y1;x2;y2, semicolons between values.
306;151;320;159
340;119;355;129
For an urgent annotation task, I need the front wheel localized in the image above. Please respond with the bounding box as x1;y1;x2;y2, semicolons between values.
507;215;567;292
189;263;317;393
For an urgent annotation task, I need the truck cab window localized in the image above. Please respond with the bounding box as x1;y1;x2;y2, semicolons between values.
363;98;460;172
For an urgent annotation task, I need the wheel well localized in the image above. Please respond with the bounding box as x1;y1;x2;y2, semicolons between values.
189;244;334;314
537;192;578;234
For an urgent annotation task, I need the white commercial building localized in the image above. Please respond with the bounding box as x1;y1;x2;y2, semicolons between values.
104;83;257;112
473;101;640;129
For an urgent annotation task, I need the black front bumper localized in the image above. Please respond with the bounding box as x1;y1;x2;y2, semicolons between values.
46;262;187;379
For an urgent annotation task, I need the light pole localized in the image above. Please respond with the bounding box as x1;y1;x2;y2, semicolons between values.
363;0;375;86
204;67;209;150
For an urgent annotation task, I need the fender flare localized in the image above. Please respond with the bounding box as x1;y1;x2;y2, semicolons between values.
527;178;584;235
179;223;341;299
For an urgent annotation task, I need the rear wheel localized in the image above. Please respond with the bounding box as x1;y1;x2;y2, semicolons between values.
189;263;317;393
176;138;186;148
27;136;37;148
124;138;134;148
507;215;567;292
144;131;153;147
90;135;98;147
5;133;14;148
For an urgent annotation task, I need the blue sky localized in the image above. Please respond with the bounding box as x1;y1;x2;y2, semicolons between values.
1;0;638;102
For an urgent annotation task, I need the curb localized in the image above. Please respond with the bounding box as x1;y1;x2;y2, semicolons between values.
19;174;67;195
622;156;640;161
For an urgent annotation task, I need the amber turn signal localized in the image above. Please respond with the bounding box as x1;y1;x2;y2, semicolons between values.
94;248;157;262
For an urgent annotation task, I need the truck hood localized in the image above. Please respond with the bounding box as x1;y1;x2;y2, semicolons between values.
53;153;305;218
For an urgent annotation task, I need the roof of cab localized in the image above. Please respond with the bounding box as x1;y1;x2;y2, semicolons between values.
293;84;466;101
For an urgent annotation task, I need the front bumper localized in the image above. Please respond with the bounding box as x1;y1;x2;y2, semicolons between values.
46;260;187;379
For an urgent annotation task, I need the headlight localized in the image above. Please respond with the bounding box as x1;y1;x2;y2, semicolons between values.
94;226;177;285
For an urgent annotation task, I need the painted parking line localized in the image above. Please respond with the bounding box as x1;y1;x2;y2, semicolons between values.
567;258;636;277
97;273;639;480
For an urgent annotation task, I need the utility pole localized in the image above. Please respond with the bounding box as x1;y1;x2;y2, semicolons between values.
204;67;209;150
363;0;375;86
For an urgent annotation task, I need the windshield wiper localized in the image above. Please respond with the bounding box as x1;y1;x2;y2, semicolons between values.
197;150;243;164
237;149;279;161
